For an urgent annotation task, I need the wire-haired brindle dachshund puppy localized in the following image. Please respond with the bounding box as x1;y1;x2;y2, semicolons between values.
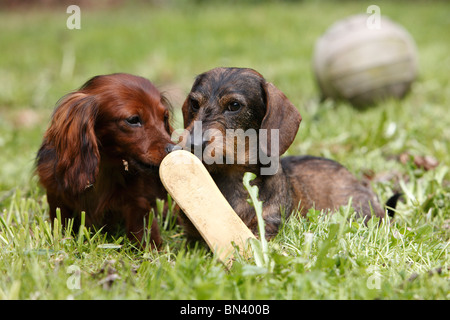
36;73;179;248
179;67;395;241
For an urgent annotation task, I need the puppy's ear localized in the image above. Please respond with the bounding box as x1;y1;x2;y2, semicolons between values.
260;82;302;157
38;92;100;194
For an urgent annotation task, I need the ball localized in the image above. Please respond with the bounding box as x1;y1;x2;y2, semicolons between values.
313;14;418;108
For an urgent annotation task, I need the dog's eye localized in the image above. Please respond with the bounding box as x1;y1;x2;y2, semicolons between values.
227;101;242;113
190;99;200;112
125;115;142;127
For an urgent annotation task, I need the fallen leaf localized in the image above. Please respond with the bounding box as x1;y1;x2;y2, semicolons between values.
398;152;439;171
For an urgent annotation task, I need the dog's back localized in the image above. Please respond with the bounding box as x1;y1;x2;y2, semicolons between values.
282;155;385;220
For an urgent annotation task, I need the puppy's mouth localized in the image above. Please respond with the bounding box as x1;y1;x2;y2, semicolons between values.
126;158;160;174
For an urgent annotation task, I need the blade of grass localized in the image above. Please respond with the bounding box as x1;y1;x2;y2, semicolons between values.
243;172;269;268
77;211;86;248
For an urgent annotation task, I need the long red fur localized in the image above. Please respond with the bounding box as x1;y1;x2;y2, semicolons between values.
36;73;175;248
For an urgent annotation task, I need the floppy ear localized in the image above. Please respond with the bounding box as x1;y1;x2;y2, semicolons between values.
38;92;100;195
260;82;302;157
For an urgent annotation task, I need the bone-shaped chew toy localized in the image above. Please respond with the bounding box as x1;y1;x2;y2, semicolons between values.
159;150;256;264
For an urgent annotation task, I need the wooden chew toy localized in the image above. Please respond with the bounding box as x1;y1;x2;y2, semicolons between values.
159;150;256;264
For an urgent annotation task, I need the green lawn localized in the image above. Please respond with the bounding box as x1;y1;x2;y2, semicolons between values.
0;0;449;300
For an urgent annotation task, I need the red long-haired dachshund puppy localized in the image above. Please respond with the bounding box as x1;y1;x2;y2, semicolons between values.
179;67;397;241
36;73;178;248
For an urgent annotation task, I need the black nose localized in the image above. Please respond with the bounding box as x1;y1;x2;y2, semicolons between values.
165;143;182;154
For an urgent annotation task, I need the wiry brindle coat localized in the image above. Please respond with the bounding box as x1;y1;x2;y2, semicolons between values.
179;67;394;241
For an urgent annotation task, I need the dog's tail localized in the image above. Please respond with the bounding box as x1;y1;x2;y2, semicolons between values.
385;193;403;217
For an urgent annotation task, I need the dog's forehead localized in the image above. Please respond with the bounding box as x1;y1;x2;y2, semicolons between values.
193;68;264;98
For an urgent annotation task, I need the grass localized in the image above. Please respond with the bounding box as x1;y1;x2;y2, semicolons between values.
0;0;449;300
